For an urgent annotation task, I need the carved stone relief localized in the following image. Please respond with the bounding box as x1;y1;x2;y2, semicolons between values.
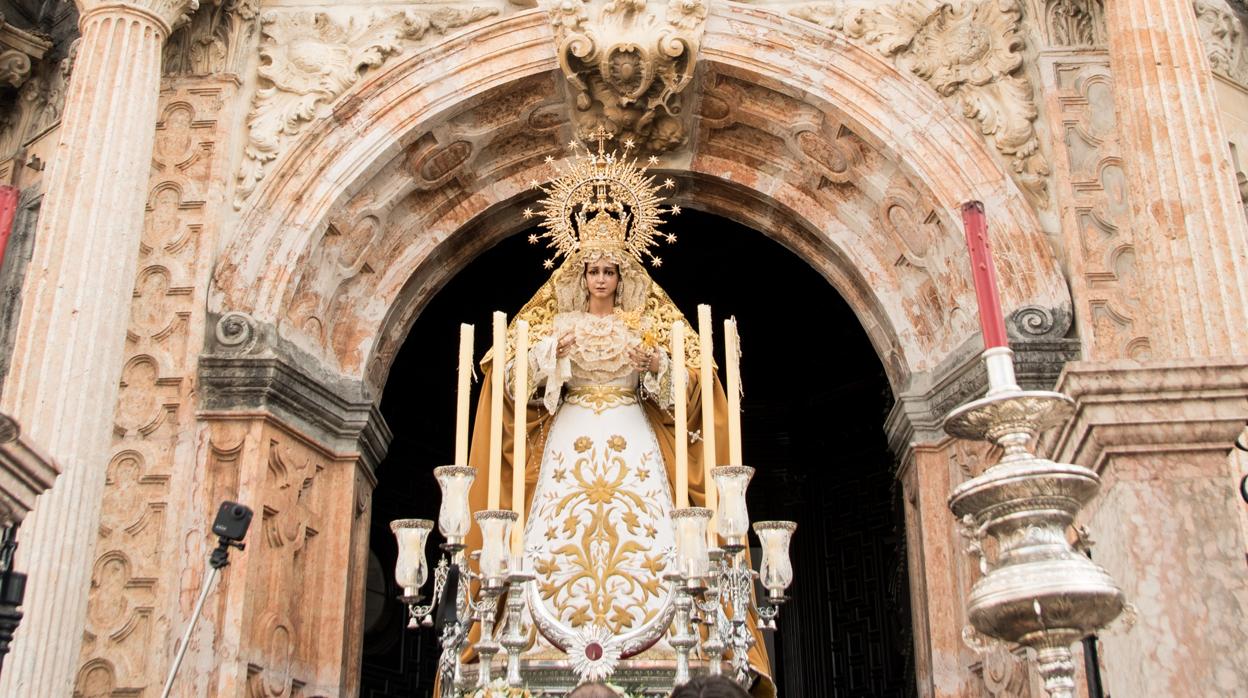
1051;60;1150;360
1195;0;1248;87
545;0;709;151
235;4;501;206
692;69;987;361
162;0;259;77
0;46;70;164
76;80;236;694
1030;0;1106;47
788;0;1050;201
972;644;1034;697
280;73;568;378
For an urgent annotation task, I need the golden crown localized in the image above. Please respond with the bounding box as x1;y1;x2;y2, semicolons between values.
523;127;679;269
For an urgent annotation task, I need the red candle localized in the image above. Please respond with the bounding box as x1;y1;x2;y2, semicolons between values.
961;201;1009;349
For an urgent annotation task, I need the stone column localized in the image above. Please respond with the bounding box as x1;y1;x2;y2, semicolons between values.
0;1;191;694
1105;0;1248;358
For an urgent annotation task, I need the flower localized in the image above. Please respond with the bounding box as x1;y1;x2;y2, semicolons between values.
574;436;593;452
607;434;627;451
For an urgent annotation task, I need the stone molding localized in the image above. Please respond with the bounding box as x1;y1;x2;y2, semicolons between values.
0;412;58;527
1195;0;1248;89
199;320;392;471
1042;359;1248;472
234;4;501;206
886;306;1080;456
547;0;709;151
787;0;1049;201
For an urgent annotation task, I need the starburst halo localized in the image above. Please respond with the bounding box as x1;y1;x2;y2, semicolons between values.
526;127;676;267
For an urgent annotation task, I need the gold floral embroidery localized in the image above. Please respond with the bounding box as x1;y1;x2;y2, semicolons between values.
565;386;637;414
532;439;670;633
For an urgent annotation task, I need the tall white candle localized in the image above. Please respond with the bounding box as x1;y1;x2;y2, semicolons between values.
455;323;474;465
725;318;743;466
672;321;688;507
697;305;717;523
488;311;506;510
511;319;529;556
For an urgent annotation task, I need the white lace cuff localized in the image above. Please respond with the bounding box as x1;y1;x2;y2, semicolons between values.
533;334;571;413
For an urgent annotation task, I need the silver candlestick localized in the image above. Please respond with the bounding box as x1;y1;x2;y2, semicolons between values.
944;348;1125;698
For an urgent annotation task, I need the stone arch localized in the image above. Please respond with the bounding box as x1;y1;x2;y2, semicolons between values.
214;8;1070;394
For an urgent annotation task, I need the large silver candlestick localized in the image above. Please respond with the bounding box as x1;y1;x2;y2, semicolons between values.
944;348;1124;698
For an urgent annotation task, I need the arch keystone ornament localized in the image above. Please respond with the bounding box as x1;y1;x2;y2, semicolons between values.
548;0;709;151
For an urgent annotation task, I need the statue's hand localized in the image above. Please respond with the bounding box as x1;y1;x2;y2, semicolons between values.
628;343;659;373
556;332;576;359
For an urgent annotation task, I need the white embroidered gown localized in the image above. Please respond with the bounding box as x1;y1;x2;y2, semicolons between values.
520;310;678;657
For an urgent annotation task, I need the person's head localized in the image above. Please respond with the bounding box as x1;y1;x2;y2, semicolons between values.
668;675;752;698
568;682;619;698
585;257;620;305
554;252;649;313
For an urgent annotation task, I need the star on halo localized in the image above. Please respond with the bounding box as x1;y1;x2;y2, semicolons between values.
670;205;682;215
648;155;659;165
663;178;675;189
543;258;555;269
528;234;539;244
665;233;678;243
523;208;534;219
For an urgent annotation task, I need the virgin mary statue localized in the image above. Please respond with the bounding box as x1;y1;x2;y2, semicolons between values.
460;140;774;696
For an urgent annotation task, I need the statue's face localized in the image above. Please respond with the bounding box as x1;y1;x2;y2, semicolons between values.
585;259;620;303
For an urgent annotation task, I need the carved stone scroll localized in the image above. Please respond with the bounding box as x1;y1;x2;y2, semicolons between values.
788;0;1050;201
547;0;709;151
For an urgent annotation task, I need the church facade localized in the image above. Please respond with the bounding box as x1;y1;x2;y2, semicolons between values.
0;0;1245;695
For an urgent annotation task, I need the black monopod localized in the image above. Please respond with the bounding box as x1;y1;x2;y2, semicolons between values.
159;501;253;698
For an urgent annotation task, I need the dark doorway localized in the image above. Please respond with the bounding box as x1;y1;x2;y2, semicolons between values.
359;210;914;697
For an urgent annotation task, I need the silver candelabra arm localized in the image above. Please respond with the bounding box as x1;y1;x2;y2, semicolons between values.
406;555;451;626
